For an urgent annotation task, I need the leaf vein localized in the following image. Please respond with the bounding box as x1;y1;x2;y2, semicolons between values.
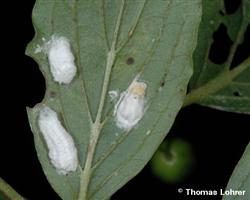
73;1;94;124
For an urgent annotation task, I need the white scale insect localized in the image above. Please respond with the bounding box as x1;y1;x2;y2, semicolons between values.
38;107;78;175
114;76;147;131
36;35;77;84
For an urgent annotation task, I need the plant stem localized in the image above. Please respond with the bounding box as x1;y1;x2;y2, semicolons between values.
183;57;250;107
0;177;25;200
77;1;124;200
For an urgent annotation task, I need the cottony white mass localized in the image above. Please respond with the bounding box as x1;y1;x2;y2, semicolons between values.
38;106;78;175
114;78;147;131
47;35;77;84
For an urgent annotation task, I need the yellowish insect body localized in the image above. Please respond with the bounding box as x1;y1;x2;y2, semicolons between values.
114;78;147;131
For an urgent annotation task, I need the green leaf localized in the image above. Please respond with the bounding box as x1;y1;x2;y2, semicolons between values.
0;178;25;200
223;142;250;200
26;0;201;200
0;193;5;200
185;0;250;113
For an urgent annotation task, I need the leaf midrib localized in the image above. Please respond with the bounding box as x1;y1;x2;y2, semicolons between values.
77;1;125;199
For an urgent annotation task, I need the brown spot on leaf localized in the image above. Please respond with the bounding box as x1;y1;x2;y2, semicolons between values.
233;91;241;97
126;57;134;65
49;91;57;98
160;80;165;87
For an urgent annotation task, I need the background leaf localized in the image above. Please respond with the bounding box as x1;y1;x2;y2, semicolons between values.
223;142;250;200
26;0;201;200
0;193;5;200
186;0;250;113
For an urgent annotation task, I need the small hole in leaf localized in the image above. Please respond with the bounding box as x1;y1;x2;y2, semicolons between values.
224;0;242;14
233;91;241;97
209;24;233;64
230;25;250;69
126;57;135;65
219;10;225;16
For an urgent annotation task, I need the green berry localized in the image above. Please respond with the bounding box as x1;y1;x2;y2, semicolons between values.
150;138;195;183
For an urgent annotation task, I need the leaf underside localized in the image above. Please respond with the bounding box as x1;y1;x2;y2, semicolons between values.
26;0;201;200
223;142;250;200
189;0;250;113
